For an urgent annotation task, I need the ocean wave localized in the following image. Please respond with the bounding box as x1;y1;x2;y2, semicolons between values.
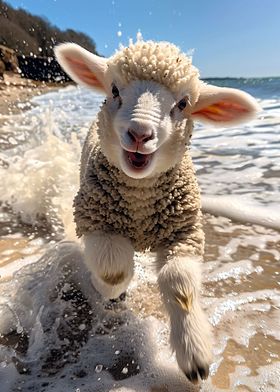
202;195;280;231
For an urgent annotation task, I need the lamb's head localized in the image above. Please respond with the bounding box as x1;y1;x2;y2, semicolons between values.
55;40;260;179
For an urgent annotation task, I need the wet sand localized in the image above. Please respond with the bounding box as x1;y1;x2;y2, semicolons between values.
127;215;280;390
0;72;68;116
1;213;279;391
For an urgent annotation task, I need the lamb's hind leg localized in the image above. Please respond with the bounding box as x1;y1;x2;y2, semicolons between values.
157;247;212;384
83;231;134;299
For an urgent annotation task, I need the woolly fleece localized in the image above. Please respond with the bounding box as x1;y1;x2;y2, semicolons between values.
74;127;204;255
107;40;200;103
74;41;204;255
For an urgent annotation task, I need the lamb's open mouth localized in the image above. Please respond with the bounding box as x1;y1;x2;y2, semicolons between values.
123;150;154;170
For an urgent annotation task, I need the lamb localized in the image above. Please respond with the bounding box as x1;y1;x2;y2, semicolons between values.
55;40;260;384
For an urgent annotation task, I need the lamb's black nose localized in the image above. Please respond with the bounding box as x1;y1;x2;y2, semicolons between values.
127;128;155;144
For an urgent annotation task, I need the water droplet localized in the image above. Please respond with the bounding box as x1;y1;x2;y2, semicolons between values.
121;366;128;374
16;325;23;333
95;364;103;373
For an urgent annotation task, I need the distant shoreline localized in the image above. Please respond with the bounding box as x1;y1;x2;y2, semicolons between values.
0;72;69;116
1;71;279;118
203;76;280;80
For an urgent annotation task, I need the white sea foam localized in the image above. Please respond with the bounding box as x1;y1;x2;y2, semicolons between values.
0;122;80;237
0;242;196;392
202;195;280;231
0;86;100;239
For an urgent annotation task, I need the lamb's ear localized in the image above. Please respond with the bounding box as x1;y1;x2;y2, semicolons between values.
190;83;260;126
54;43;108;93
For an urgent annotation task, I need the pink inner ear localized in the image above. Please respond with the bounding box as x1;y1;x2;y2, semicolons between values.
192;100;249;122
65;55;103;89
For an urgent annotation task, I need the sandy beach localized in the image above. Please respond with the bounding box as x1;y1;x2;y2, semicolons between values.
1;209;279;390
0;72;66;116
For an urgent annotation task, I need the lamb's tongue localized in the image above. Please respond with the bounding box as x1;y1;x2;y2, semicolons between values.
129;152;147;167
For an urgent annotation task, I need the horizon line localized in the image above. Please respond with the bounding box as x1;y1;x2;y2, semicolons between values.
202;75;280;79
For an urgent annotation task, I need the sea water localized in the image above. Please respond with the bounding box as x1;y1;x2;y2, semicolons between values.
0;78;279;391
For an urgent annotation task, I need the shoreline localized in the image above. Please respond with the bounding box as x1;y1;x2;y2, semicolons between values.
0;72;70;116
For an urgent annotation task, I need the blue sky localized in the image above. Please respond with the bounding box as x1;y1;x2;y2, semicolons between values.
7;0;280;77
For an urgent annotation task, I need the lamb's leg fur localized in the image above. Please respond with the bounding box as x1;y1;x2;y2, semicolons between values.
83;231;134;299
157;250;212;383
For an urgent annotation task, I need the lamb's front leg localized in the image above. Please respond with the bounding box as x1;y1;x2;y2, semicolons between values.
157;248;212;384
83;231;134;299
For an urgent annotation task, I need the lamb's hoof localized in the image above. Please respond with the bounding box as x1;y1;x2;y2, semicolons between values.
171;306;212;384
109;291;126;303
185;364;209;384
174;328;212;385
104;292;127;312
118;292;127;302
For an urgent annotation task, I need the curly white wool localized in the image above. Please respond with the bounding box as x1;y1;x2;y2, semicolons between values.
107;40;200;102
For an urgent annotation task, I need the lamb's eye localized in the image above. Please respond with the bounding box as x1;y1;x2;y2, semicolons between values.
112;84;120;98
177;98;187;111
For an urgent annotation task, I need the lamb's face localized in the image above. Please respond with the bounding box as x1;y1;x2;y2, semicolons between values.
101;79;192;179
55;41;260;179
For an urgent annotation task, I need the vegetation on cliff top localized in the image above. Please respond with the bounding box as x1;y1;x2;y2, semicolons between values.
0;0;98;57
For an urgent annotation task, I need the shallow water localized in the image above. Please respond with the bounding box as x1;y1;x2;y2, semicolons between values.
0;79;279;391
